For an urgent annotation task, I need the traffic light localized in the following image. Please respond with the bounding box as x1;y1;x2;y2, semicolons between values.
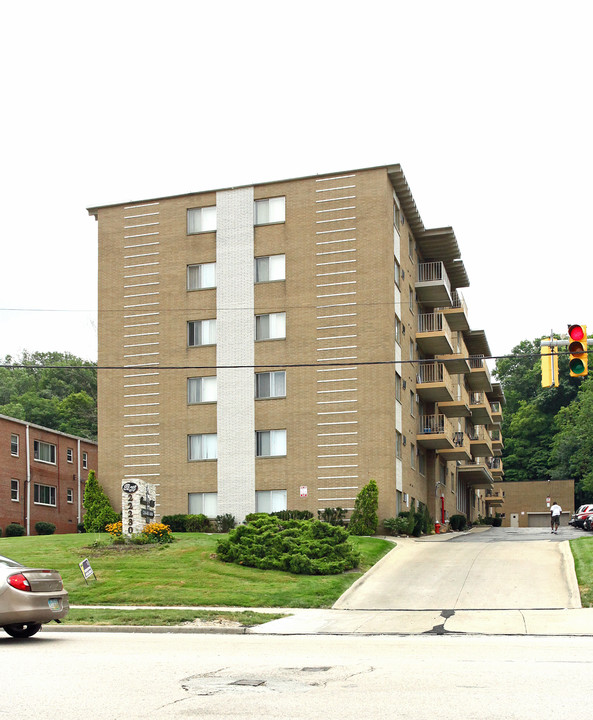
568;324;588;377
541;345;559;387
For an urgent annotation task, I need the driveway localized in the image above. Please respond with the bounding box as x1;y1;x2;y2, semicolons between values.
334;526;582;611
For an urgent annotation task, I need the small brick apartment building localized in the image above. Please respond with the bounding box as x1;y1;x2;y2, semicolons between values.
0;414;97;535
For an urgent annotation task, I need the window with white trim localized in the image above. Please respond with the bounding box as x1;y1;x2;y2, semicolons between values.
410;442;416;469
188;319;217;346
10;434;19;456
254;197;285;225
395;316;401;345
255;312;285;341
395;372;401;403
396;431;402;459
11;479;19;502
34;440;56;464
187;206;217;234
67;448;73;463
188;376;217;404
256;429;287;457
255;371;286;399
188;434;218;460
34;483;56;506
187;263;216;290
188;492;217;517
394;258;401;289
256;489;287;513
82;452;88;469
255;254;285;282
67;488;74;503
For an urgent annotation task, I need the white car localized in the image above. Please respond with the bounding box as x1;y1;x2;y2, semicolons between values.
0;554;69;638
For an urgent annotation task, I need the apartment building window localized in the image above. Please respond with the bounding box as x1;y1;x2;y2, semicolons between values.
34;440;56;464
408;235;414;259
255;254;285;282
396;431;402;459
394;203;401;232
10;434;19;456
188;376;217;404
188;492;217;517
67;448;73;463
255;312;285;341
410;443;416;469
11;479;19;502
395;372;401;403
418;448;426;476
67;488;74;503
410;390;415;416
395;316;401;345
187;206;217;234
256;429;286;457
409;285;414;313
409;339;414;361
188;434;218;461
34;483;56;507
255;371;286;399
187;263;216;290
439;462;447;486
256;489;287;513
254;197;285;225
394;258;401;289
451;471;455;493
188;319;217;346
82;452;88;469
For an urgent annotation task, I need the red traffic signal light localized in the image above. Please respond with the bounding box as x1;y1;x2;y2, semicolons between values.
568;324;588;377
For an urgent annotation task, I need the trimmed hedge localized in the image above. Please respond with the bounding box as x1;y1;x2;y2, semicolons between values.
161;514;210;532
450;514;468;531
35;521;56;535
216;515;361;575
5;523;25;537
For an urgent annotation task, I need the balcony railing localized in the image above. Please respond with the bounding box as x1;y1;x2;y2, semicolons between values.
418;362;444;384
490;401;501;414
470;392;485;405
418;312;445;333
419;414;446;434
486;457;503;470
451;289;468;314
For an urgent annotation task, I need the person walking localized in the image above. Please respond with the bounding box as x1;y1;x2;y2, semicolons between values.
550;501;562;534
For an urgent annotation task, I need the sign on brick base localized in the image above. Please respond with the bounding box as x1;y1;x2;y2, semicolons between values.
122;479;158;535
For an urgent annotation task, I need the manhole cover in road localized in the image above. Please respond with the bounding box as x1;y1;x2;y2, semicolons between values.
181;665;373;696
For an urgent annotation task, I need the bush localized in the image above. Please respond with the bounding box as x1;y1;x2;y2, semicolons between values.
348;480;379;536
34;521;56;535
5;523;25;537
217;515;361;575
142;522;174;543
185;514;210;532
272;510;314;521
215;514;236;533
318;507;346;526
492;517;503;527
83;470;119;532
450;514;468;531
383;516;410;535
161;514;189;533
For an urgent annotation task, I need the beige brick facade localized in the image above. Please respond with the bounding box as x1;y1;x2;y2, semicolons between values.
90;164;504;527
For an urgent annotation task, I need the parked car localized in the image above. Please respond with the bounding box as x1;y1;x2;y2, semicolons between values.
570;504;593;529
0;554;69;638
583;514;593;532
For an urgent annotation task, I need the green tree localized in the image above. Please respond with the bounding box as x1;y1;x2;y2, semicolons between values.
348;479;379;536
83;470;119;532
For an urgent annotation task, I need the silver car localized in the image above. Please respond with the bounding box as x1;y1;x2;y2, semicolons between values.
0;554;69;638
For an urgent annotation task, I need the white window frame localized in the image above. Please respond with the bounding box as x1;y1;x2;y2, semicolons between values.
67;488;74;503
187;263;216;290
255;254;286;283
188;376;217;404
67;448;73;463
256;489;288;514
188;434;218;461
255;312;286;341
82;452;88;469
11;479;19;502
10;434;19;456
187;206;217;234
410;442;416;469
188;319;217;347
255;371;286;399
395;431;402;459
34;483;56;507
188;492;218;518
254;197;285;225
33;440;56;465
256;429;287;458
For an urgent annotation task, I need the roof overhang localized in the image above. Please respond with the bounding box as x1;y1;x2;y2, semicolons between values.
463;329;492;358
458;463;494;488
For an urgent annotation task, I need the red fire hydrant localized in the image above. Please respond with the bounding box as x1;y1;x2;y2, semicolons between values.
435;522;441;534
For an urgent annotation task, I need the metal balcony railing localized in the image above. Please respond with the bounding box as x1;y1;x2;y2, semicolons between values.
418;362;445;384
419;414;445;434
470;392;484;405
418;312;444;333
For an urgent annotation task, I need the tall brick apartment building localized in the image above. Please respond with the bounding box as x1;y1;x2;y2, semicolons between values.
88;164;504;526
0;415;97;534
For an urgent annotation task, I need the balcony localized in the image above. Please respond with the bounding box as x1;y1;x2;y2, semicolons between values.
487;457;504;477
417;312;454;355
490;401;503;425
458;460;494;490
438;430;472;462
485;488;504;506
438;290;470;331
436;331;471;374
416;362;454;402
467;355;492;392
491;429;504;456
469;392;494;426
416;262;452;308
417;414;454;449
468;425;493;457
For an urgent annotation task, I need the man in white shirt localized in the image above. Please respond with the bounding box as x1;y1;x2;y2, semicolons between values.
550;502;562;534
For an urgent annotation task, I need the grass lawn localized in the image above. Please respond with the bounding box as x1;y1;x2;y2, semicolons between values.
570;536;593;607
0;532;394;609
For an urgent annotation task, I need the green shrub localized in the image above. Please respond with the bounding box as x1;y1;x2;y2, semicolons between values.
83;470;119;532
317;507;346;526
217;515;360;575
185;514;209;532
348;480;379;536
161;514;188;532
216;514;236;532
272;510;314;521
5;523;25;537
383;516;410;535
492;517;502;527
450;514;468;531
35;521;56;535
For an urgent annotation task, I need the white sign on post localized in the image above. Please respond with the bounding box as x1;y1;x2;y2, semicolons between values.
122;479;158;536
300;486;308;498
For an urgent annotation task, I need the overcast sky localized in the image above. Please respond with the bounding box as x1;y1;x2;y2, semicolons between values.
1;0;591;365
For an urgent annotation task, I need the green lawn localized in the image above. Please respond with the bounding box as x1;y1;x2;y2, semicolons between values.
0;532;394;609
570;536;593;607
